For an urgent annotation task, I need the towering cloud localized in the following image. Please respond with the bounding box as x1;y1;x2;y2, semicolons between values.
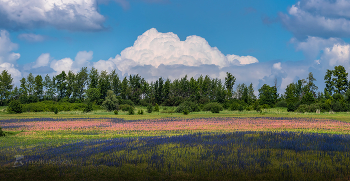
0;30;21;80
94;28;259;74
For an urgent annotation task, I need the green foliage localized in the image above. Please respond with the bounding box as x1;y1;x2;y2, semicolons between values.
229;102;240;111
137;109;144;115
0;127;5;137
20;100;99;113
287;102;297;112
276;100;287;108
175;101;200;113
83;101;93;113
202;102;223;113
147;104;153;113
258;84;277;106
261;104;270;109
114;110;118;115
332;101;343;112
119;99;135;107
128;106;135;115
86;88;101;103
183;108;189;115
102;90;119;111
0;70;13;106
301;91;315;105
238;104;244;112
120;104;134;112
54;107;58;114
7;100;23;114
154;103;159;112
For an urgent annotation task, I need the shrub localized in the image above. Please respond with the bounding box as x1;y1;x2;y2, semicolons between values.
119;99;135;107
114;110;118;115
261;104;270;109
128;107;135;115
203;103;223;113
137;109;144;115
297;104;308;113
7;100;23;114
256;106;262;112
0;127;5;137
175;101;200;113
147;104;153;113
183;109;189;115
332;101;343;112
83;101;93;113
238;104;244;112
276;100;287;108
154;103;159;112
229;102;240;111
54;107;59;114
102;90;119;111
120;104;134;112
287;103;297;112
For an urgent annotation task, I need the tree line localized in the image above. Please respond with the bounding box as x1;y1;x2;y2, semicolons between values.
1;65;350;113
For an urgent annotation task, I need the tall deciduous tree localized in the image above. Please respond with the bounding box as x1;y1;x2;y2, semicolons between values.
258;84;277;106
76;67;88;100
0;70;13;105
43;74;55;100
34;75;43;100
55;71;67;100
225;72;236;99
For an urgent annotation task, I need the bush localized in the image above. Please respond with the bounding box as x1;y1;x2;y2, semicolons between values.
102;90;119;111
83;101;93;113
203;102;223;113
0;127;5;137
120;104;134;112
54;107;59;114
332;101;343;112
238;104;244;112
229;102;240;111
147;104;153;113
119;99;135;107
114;110;118;115
287;103;297;112
261;104;270;109
154;103;159;112
7;100;23;114
137;109;144;115
276;100;287;108
175;101;200;113
128;107;135;115
183;109;189;115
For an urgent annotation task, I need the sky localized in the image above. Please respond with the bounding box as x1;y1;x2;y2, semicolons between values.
1;0;350;95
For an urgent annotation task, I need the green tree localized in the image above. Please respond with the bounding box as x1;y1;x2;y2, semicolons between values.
258;84;277;106
0;70;13;105
120;77;129;99
88;67;99;89
76;67;89;100
110;70;120;96
98;70;111;101
225;72;236;99
248;83;256;101
54;71;67;100
86;88;101;103
306;72;318;96
34;75;43;100
19;77;28;103
285;82;298;105
102;90;119;111
333;65;348;94
66;71;75;100
43;74;55;100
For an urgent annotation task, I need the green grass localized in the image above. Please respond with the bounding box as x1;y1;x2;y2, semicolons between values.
1;106;350;123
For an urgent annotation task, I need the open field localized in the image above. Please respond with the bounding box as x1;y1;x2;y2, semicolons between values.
1;110;350;180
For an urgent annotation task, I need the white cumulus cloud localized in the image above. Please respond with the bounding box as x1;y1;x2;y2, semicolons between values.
33;53;50;68
0;0;105;31
94;28;259;74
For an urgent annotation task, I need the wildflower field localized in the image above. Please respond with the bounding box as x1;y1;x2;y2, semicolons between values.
1;117;350;180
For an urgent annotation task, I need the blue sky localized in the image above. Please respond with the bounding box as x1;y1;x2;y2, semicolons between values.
1;0;350;94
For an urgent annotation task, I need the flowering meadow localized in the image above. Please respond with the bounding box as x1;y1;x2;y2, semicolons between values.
1;117;350;180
